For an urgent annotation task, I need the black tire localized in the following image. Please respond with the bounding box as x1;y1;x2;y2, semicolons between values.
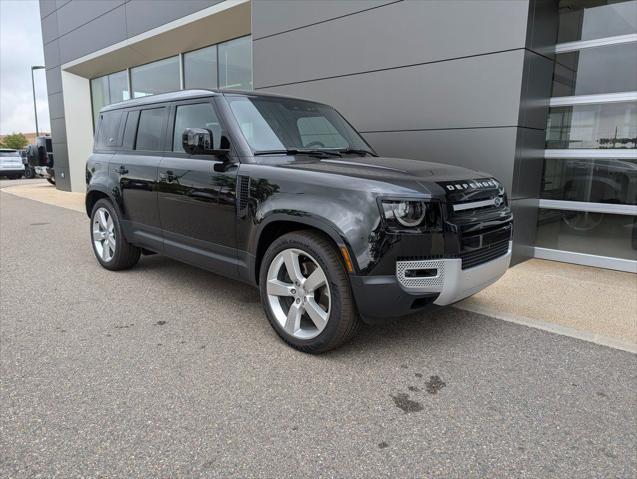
24;167;34;179
46;177;55;185
259;230;361;353
90;199;141;271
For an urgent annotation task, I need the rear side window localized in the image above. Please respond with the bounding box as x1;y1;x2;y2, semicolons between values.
136;108;165;151
173;103;221;152
122;110;140;150
95;111;123;150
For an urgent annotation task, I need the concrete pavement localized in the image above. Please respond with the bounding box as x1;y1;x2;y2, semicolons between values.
1;189;636;478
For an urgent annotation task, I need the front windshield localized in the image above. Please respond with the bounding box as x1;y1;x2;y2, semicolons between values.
226;96;373;154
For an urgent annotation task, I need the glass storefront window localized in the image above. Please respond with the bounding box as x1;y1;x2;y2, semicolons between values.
546;102;637;149
541;158;637;205
184;45;218;89
536;209;637;260
108;70;129;104
90;70;129;126
91;76;109;125
558;0;637;43
131;56;180;98
219;36;252;90
552;43;637;97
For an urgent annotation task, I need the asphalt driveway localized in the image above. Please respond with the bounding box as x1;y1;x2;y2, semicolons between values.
1;190;635;478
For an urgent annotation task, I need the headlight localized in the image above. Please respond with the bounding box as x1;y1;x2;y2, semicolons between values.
380;200;442;231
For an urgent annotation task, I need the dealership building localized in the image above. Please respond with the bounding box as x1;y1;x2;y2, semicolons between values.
39;0;636;272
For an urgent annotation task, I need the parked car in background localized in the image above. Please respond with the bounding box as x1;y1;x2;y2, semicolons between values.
0;149;25;179
19;149;36;178
86;90;513;353
26;136;55;184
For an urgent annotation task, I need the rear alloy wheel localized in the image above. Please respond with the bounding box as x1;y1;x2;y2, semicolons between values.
92;207;117;263
90;199;140;270
259;231;360;353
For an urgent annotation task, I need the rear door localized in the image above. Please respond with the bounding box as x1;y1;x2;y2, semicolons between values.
157;99;239;277
111;106;168;252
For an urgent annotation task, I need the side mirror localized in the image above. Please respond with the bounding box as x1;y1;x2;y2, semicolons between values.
182;128;230;156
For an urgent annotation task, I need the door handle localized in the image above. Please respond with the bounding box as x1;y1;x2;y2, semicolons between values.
114;165;128;175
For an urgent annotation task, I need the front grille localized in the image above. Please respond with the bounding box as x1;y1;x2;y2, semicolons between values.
460;240;509;270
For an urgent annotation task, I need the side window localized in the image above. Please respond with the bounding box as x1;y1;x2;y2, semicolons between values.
95;111;123;150
297;116;348;148
122;110;140;150
135;108;165;151
173;103;221;152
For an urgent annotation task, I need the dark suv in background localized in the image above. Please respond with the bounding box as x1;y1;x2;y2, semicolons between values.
86;90;513;353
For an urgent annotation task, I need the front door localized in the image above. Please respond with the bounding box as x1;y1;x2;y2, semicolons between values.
157;100;238;278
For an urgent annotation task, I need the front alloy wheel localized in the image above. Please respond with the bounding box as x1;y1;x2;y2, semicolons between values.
259;231;361;353
266;248;331;340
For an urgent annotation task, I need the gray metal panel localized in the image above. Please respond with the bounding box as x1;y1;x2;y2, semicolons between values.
124;0;222;38
50;117;67;145
39;0;56;19
512;127;545;201
51;142;71;191
510;197;539;264
261;50;525;132
362;127;518;195
41;10;59;44
56;0;71;9
43;40;60;69
48;92;65;120
525;0;558;55
58;5;127;64
56;0;125;37
518;51;554;130
252;0;397;39
253;0;529;88
45;67;63;95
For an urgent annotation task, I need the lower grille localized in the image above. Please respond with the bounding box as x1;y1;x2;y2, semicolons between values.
460;240;510;270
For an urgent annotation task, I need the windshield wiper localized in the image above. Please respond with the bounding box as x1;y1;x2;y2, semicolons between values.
253;149;342;157
339;148;377;157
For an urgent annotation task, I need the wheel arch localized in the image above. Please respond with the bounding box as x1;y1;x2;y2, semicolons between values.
252;214;356;285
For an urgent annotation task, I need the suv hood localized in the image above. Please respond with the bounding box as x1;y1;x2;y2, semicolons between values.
273;155;496;196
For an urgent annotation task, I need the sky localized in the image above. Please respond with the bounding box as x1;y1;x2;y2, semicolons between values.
0;0;50;135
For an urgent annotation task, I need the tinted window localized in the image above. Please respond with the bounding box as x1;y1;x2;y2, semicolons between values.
95;110;123;150
173;103;221;152
136;108;165;151
122;110;140;150
0;151;19;157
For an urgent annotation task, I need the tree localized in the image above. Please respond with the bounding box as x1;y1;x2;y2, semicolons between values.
0;133;29;149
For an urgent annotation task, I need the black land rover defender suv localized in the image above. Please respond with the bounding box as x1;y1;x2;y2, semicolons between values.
86;90;513;353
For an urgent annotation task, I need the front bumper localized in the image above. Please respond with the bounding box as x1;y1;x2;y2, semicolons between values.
396;242;512;305
350;242;511;322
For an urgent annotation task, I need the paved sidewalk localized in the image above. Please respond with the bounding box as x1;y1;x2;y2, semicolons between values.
3;180;636;352
1;179;85;213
